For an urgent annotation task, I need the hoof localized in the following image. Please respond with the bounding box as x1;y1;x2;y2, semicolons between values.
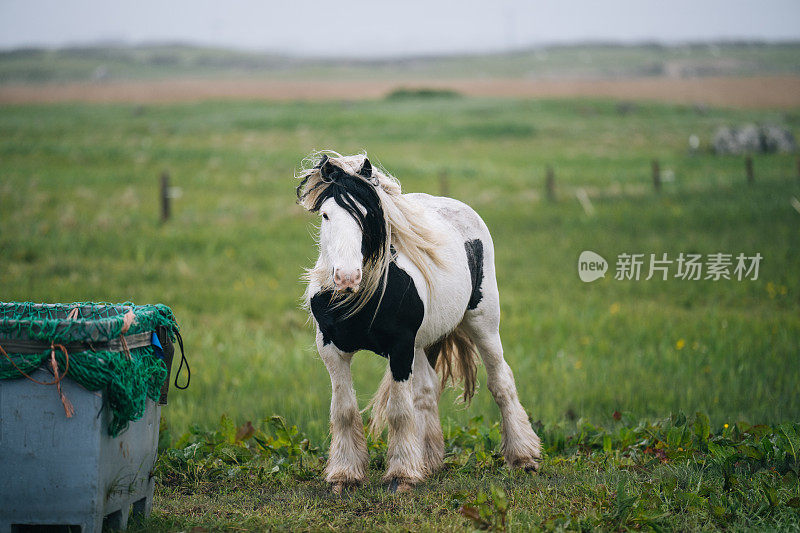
509;457;540;473
388;478;414;494
330;480;359;495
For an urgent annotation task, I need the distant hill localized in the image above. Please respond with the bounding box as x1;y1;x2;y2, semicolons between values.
1;41;799;84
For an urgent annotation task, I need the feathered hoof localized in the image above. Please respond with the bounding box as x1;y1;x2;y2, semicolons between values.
511;458;540;473
330;481;359;495
523;462;540;473
504;452;541;473
388;478;415;494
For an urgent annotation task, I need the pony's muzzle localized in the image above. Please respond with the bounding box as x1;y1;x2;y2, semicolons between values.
333;267;361;291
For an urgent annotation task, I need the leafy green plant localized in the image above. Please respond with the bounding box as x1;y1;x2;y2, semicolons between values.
155;414;322;486
455;484;509;531
443;416;506;473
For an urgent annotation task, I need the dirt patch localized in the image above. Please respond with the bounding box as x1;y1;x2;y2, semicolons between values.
1;76;799;109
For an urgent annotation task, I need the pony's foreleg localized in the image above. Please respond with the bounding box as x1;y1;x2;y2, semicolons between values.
412;347;444;474
463;319;541;471
317;329;368;492
383;342;426;492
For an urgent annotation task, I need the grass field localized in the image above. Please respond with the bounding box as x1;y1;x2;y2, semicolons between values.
1;95;799;530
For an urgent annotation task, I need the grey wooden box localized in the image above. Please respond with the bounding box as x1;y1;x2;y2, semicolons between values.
0;369;161;533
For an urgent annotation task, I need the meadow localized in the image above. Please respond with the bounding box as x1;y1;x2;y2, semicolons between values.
1;95;799;530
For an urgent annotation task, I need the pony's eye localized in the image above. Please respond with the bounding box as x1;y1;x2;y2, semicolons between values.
322;213;329;221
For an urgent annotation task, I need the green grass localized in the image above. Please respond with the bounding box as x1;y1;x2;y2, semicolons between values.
137;412;800;531
1;96;799;530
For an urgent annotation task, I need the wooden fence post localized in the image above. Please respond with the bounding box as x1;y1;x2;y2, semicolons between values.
160;171;170;223
545;166;555;201
796;157;799;184
651;159;661;192
745;156;754;185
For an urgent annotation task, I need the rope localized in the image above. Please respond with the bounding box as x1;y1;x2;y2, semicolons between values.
50;344;74;417
0;342;69;386
120;309;135;334
118;308;136;360
1;343;74;418
173;331;190;390
119;334;132;360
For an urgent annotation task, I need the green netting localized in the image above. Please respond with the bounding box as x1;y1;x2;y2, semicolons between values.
0;302;180;436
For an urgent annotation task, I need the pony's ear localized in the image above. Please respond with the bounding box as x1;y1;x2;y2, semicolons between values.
358;158;372;178
319;155;337;180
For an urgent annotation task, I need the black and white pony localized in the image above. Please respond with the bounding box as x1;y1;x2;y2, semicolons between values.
297;152;541;493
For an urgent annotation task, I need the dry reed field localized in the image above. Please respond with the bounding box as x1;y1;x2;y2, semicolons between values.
1;75;800;108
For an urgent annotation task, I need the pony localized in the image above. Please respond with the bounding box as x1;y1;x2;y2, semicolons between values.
296;151;541;493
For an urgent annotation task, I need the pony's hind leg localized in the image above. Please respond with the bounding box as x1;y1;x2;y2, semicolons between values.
316;329;369;492
412;347;444;474
461;313;542;471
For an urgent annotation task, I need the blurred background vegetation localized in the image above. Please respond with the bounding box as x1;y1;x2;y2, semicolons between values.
1;42;799;83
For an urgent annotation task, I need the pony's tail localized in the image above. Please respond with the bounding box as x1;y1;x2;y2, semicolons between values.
367;365;394;435
427;324;479;404
366;324;479;435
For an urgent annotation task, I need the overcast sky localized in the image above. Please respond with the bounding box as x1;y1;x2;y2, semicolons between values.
1;0;799;58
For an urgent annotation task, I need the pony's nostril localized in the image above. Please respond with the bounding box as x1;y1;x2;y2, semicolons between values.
354;270;362;283
334;270;342;284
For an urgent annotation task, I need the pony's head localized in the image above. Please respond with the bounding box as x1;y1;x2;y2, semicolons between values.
299;154;385;292
296;151;444;314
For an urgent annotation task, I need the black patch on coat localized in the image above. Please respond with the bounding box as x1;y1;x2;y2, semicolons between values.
465;239;484;310
296;156;386;263
311;262;423;382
